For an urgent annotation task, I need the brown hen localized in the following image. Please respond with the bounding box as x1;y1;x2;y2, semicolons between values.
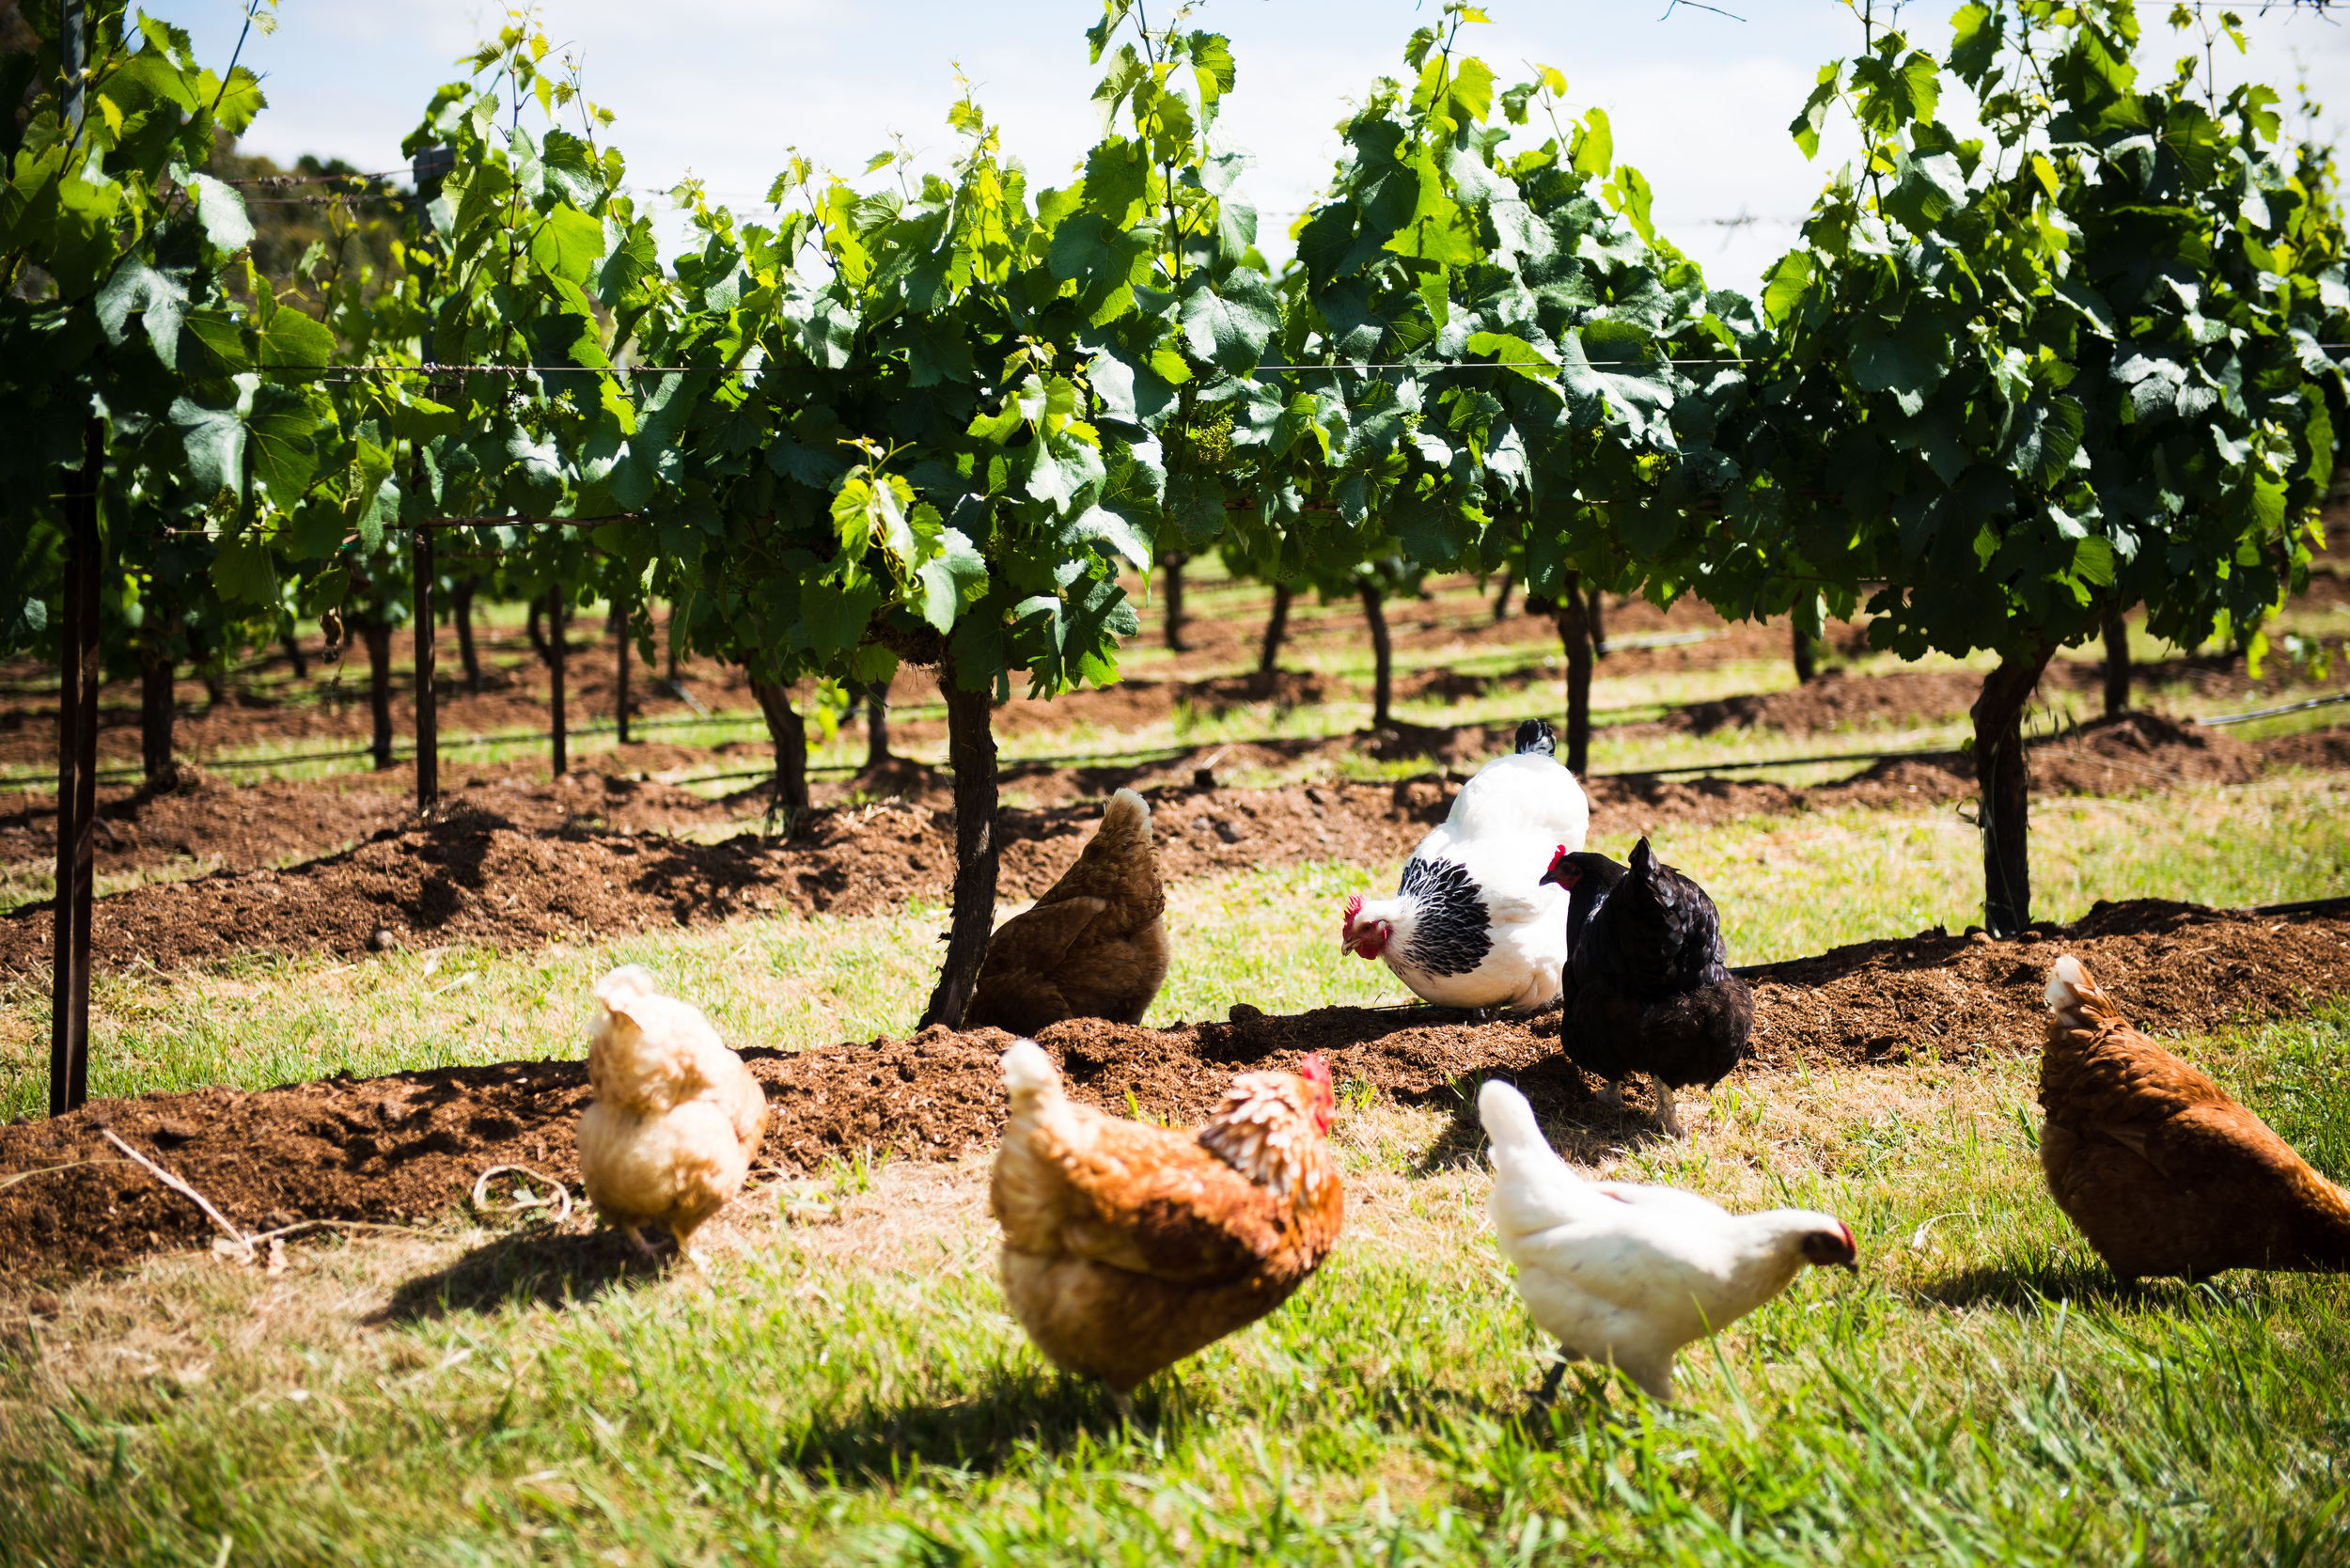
990;1039;1344;1404
2039;953;2350;1281
964;788;1168;1034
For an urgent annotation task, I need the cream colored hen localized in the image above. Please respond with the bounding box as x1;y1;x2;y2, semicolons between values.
576;964;768;1260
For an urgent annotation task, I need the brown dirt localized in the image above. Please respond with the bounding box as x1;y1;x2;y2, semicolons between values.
0;779;1444;973
3;900;2341;1282
0;750;752;883
1744;899;2350;1069
1659;669;1989;736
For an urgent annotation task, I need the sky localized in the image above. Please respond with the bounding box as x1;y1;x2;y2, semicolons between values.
154;0;2350;297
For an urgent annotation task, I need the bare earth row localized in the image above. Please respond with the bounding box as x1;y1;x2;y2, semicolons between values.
1;898;2343;1279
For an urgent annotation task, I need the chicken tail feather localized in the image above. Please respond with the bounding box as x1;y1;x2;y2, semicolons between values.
1478;1079;1549;1161
2044;953;2125;1032
592;963;662;1023
1000;1039;1064;1113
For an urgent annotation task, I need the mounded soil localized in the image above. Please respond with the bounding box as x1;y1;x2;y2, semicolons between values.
2;899;2343;1281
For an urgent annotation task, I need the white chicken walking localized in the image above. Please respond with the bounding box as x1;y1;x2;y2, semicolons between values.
1479;1079;1857;1402
1340;719;1589;1013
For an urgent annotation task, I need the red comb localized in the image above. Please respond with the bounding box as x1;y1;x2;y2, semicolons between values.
1342;893;1363;924
1298;1053;1332;1085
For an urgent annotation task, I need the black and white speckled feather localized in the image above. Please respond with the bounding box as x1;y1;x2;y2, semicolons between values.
1393;856;1494;977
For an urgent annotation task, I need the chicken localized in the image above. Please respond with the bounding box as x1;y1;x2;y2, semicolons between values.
1479;1078;1856;1402
2039;954;2350;1281
1340;718;1590;1013
990;1039;1344;1409
1541;839;1753;1137
964;788;1168;1035
575;964;769;1260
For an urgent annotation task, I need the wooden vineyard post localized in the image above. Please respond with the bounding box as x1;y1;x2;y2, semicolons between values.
50;420;102;1115
614;602;631;745
414;522;438;808
547;587;568;778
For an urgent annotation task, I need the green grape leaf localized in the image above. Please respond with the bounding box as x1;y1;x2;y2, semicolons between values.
1069;504;1153;572
95;251;190;366
169;395;245;497
248;386;321;510
530;203;606;285
254;306;336;369
211;536;278;606
915;526;989;632
1761;252;1813;326
1180;270;1279;372
803;576;885;658
185;174;256;254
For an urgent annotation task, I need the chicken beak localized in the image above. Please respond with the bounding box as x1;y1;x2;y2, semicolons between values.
1837;1260;1859;1275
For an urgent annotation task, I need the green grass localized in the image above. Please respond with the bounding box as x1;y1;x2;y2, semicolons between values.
3;999;2346;1564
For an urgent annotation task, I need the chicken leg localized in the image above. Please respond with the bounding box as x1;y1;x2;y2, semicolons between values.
1653;1078;1684;1138
1596;1079;1625;1113
1535;1353;1572;1405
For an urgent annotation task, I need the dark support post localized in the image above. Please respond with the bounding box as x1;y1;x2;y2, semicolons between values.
138;640;174;782
614;601;631;745
414;525;437;808
919;673;1000;1030
53;0;93;1117
1588;589;1607;658
1163;553;1188;651
1492;572;1513;622
547;587;567;778
51;420;102;1115
452;576;481;692
1358;580;1393;729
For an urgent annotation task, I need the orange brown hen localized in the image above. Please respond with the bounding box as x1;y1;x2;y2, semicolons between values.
2039;954;2350;1281
989;1039;1344;1404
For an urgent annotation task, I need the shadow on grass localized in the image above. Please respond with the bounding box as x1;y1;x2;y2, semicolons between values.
368;1225;665;1325
1923;1257;2165;1310
778;1366;1522;1482
776;1366;1140;1480
1406;1054;1655;1178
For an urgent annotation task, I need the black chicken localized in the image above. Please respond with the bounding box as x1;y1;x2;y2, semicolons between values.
1539;838;1753;1137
